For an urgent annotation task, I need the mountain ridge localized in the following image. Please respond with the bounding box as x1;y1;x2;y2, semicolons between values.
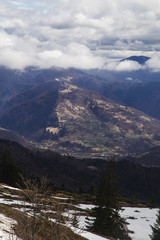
1;78;160;158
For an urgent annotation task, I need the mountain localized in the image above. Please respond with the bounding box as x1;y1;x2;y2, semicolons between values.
1;64;160;157
120;81;160;120
0;80;60;139
79;67;160;121
121;56;150;65
94;78;160;121
1;63;160;121
1;78;160;158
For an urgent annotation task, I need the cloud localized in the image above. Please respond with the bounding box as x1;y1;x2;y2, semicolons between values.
116;61;142;71
0;0;160;70
38;43;104;69
0;49;36;69
104;60;143;71
145;55;160;72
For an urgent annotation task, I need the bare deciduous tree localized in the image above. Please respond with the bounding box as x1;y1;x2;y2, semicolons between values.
9;177;83;240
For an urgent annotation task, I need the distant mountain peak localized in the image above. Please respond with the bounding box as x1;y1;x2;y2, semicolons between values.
121;56;150;65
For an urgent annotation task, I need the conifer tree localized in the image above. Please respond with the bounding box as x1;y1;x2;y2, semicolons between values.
89;160;131;240
150;209;160;240
0;149;23;186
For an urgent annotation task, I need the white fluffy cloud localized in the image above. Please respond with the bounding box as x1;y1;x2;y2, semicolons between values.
0;0;160;70
105;60;143;71
145;55;160;72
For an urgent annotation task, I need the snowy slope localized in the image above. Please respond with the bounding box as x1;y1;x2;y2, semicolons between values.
0;184;158;240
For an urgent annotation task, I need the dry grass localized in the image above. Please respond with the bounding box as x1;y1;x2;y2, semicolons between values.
0;182;87;240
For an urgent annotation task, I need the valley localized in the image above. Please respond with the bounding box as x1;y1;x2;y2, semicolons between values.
0;67;160;158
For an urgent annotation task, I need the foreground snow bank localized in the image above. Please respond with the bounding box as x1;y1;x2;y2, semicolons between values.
0;213;19;240
120;207;158;240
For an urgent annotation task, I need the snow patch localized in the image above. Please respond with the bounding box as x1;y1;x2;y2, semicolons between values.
0;213;19;240
120;207;158;240
1;185;21;191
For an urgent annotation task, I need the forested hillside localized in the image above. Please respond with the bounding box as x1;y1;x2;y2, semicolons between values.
0;139;160;204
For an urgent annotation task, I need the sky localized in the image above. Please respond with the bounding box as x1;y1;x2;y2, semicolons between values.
1;0;160;70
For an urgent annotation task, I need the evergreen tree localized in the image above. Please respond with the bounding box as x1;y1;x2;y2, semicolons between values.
150;209;160;240
0;149;23;186
89;160;131;240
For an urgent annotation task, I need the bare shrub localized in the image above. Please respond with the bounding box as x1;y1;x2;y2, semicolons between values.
9;177;85;240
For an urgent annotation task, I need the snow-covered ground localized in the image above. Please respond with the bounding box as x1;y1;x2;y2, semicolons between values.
77;204;96;210
80;230;109;240
121;207;158;240
0;185;158;240
76;204;158;240
1;185;21;191
0;213;19;240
